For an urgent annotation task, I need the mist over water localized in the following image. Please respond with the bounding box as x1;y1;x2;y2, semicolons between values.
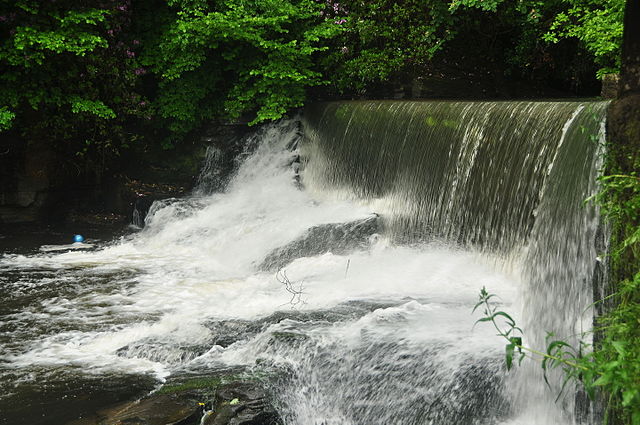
0;101;607;425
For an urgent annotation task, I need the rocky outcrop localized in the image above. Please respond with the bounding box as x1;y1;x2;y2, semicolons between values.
67;378;280;425
0;121;252;225
606;0;640;288
199;383;280;425
258;214;381;271
599;1;640;423
601;74;620;99
0;137;54;223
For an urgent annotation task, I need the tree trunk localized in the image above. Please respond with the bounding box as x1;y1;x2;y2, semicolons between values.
618;0;640;97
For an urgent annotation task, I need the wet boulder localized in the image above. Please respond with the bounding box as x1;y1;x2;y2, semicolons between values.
202;383;280;425
259;214;381;271
67;378;280;425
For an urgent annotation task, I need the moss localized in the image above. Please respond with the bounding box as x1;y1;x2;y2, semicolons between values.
156;371;270;395
156;377;223;395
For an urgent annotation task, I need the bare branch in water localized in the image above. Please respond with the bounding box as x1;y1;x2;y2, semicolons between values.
276;268;306;308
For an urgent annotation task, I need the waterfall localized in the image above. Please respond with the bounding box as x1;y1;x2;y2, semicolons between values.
302;101;606;250
301;100;608;424
0;101;608;425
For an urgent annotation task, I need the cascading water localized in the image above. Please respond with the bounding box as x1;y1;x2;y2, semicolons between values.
0;100;607;425
301;100;608;424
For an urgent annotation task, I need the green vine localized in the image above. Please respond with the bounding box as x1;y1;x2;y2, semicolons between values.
475;280;639;423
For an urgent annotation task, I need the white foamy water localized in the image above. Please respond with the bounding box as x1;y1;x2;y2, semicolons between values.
0;118;589;425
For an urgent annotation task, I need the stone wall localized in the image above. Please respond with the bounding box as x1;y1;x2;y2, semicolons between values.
0;122;251;225
601;1;640;423
0;136;54;223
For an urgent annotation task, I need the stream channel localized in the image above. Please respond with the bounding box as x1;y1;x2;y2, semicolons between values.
0;100;608;425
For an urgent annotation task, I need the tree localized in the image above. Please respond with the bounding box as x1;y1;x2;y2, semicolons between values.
142;0;344;145
0;0;148;156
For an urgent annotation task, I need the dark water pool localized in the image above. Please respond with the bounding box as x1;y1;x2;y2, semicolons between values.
0;223;158;425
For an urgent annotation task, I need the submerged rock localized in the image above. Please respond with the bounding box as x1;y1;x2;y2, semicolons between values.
258;214;381;271
204;319;262;348
115;339;212;365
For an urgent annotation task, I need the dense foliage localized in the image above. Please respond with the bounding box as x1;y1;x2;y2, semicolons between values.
0;0;625;152
323;0;624;95
543;0;625;77
593;160;640;424
0;0;149;158
139;0;344;144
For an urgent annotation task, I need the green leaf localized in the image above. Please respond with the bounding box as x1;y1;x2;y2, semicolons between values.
70;97;116;119
493;311;516;327
611;341;626;356
510;337;522;351
0;107;16;131
474;317;494;325
505;343;515;370
622;389;638;407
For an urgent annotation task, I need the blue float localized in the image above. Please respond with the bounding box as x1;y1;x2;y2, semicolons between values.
73;234;85;243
